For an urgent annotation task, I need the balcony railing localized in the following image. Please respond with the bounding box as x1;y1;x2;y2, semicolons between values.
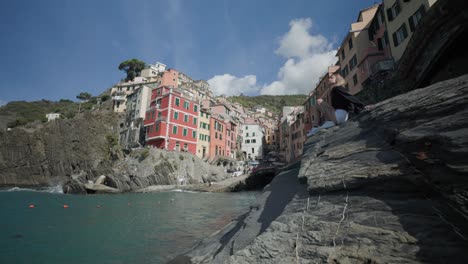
371;59;395;75
155;116;167;123
112;96;126;101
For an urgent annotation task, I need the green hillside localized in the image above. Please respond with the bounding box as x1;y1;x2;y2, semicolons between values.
228;94;308;114
0;96;111;129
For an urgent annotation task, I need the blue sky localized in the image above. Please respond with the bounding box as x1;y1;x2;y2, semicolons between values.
0;0;379;105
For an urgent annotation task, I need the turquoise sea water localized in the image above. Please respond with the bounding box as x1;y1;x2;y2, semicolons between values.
0;188;258;264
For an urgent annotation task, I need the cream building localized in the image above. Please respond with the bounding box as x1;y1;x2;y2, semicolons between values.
119;84;152;149
196;108;211;159
384;0;438;62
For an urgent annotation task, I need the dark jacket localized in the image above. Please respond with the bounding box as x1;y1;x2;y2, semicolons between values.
331;86;364;115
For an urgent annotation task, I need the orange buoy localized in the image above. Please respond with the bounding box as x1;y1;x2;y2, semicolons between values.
63;204;69;208
28;204;35;208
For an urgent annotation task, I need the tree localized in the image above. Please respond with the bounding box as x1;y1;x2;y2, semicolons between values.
76;92;92;113
76;92;92;101
118;59;146;81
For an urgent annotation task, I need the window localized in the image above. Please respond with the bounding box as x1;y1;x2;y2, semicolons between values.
183;128;188;136
215;132;218;139
341;65;349;77
173;126;178;134
173;111;179;120
194;105;198;112
353;74;358;86
158;112;162;118
348;38;353;50
408;5;426;32
251;148;255;154
349;55;357;70
245;139;250;144
192;130;196;138
341;49;345;60
193;117;197;125
175;98;180;106
207;136;210;142
252;132;256;136
184;143;188;150
220;134;222;140
155;123;160;132
184;114;188;122
246;133;249;137
386;1;401;21
392;23;408;47
184;102;189;109
245;126;248;130
252;139;256;143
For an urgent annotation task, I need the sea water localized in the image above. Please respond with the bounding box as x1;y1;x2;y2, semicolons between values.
0;188;258;264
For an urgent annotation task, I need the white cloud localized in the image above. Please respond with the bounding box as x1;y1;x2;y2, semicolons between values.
260;18;336;95
207;74;260;96
275;18;332;59
261;50;336;95
208;18;337;96
0;99;6;107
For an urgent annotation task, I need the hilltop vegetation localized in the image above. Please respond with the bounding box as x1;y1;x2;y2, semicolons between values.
228;94;308;114
0;95;111;129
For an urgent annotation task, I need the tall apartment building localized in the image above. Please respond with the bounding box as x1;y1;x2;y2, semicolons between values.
336;4;380;94
196;108;211;159
384;0;437;62
209;114;227;158
111;77;149;112
119;84;152;148
144;86;199;154
242;118;264;161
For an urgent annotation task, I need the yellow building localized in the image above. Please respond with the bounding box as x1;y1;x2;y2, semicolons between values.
196;108;211;159
384;0;438;62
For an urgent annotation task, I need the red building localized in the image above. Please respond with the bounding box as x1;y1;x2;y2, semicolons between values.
225;120;237;159
209;114;226;158
144;86;199;154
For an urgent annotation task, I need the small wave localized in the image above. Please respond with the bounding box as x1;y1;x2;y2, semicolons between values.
2;185;63;194
172;189;200;193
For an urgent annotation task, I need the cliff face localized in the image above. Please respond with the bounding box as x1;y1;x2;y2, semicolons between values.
0;111;119;187
171;75;468;263
0;110;230;193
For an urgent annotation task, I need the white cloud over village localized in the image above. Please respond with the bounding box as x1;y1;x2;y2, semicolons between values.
208;18;337;96
207;74;259;96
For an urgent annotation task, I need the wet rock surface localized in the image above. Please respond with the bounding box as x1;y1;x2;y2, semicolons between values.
170;75;468;263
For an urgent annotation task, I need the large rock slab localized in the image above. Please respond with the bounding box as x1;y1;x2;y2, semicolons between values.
171;75;468;263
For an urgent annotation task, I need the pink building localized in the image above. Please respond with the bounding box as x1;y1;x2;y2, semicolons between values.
161;69;179;88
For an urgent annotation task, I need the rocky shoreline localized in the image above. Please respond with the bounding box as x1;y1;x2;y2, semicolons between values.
169;75;468;263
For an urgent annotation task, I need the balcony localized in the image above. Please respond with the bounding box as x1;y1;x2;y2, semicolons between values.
155;116;167;123
112;96;126;101
371;59;395;75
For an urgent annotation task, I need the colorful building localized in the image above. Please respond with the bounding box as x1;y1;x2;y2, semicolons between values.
336;4;380;94
196;108;211;159
383;0;437;63
242;118;264;161
144;86;199;154
209;114;227;157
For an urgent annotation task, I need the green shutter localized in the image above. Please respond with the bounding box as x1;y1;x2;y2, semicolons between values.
175;98;180;106
173;126;177;134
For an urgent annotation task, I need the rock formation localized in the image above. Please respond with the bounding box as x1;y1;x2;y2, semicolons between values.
0;110;230;193
170;75;468;263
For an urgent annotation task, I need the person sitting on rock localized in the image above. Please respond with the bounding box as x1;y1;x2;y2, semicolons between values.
307;71;365;136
